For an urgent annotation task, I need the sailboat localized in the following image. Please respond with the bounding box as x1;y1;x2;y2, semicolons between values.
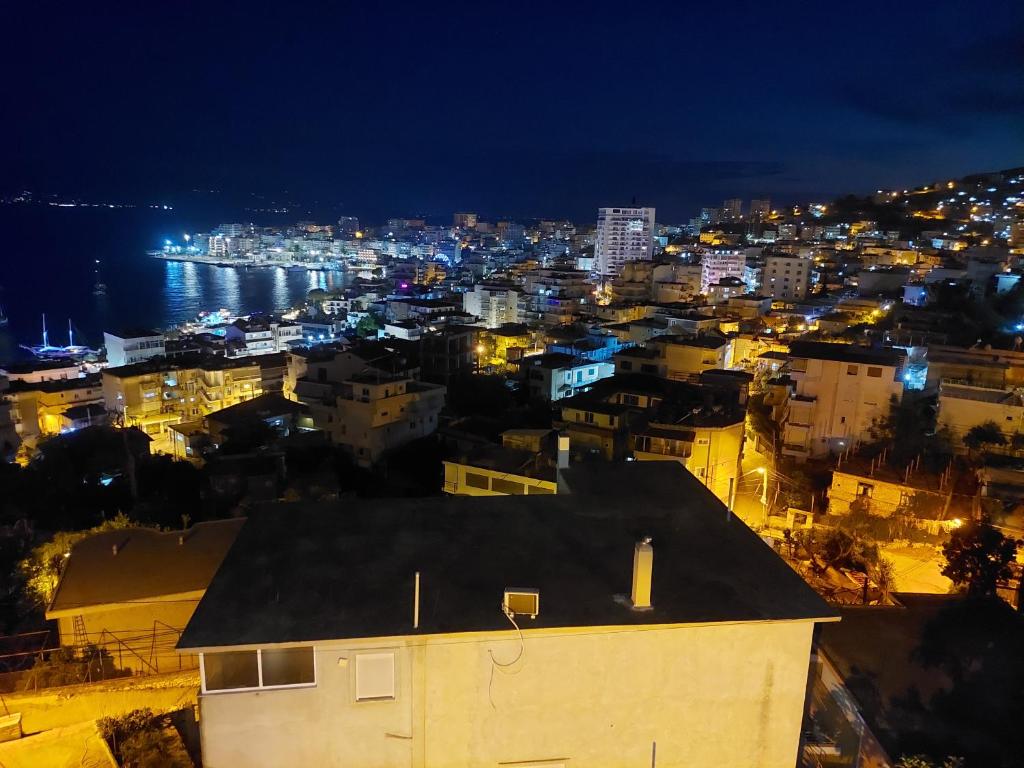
20;315;99;359
92;259;107;295
0;305;8;327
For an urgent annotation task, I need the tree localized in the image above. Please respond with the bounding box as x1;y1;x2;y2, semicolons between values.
18;513;149;611
354;314;382;338
963;421;1006;454
941;517;1019;597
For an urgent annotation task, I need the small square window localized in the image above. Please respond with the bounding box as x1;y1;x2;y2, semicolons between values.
356;652;396;701
847;365;858;375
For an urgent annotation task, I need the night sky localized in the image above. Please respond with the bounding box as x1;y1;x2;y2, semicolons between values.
2;1;1022;222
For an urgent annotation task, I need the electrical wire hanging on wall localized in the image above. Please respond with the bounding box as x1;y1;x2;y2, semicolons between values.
487;606;526;709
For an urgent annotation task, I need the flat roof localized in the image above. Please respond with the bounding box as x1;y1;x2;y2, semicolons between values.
179;463;835;649
788;341;904;367
106;328;162;339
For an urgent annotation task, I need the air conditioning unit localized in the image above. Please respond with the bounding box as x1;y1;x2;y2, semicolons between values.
503;588;539;619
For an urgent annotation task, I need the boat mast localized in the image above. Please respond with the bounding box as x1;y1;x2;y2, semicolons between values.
42;314;48;348
68;318;74;348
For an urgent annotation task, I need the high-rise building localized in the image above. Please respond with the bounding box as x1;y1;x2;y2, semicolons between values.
594;206;655;279
337;216;360;237
722;199;743;221
763;254;811;300
453;212;478;229
749;199;771;221
700;249;745;293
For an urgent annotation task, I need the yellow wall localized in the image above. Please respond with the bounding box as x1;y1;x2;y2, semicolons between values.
827;470;943;518
442;461;557;496
635;422;744;504
53;599;201;675
196;620;817;768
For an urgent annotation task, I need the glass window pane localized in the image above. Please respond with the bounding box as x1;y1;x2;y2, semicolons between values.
204;651;258;691
261;647;315;687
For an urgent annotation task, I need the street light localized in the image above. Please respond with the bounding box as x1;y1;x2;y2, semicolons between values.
728;466;768;524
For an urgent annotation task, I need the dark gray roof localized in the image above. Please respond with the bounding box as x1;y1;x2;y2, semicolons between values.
788;341;904;367
48;519;245;616
179;463;835;649
207;393;308;427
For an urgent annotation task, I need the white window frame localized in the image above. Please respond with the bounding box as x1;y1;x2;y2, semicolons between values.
199;647;318;695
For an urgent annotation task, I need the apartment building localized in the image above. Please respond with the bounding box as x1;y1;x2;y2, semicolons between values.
594;206;655;279
520;268;592;326
5;374;104;448
103;328;166;368
632;416;744;504
292;370;445;467
763;254;811;300
523;353;614;402
779;342;904;460
700;248;745;293
178;462;836;768
614;335;728;381
463;281;521;328
102;357;263;449
224;317;304;358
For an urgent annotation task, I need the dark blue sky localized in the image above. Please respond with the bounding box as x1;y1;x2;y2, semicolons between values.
2;1;1021;223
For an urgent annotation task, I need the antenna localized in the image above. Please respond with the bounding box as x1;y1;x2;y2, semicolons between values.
413;571;420;629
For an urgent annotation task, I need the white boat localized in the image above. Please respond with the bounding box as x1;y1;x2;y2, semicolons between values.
20;315;99;359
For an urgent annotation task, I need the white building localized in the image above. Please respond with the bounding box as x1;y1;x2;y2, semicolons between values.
937;382;1024;452
780;342;905;460
177;462;837;768
763;254;811;300
224;318;304;358
103;328;166;368
700;249;745;294
594;206;655;279
463;282;521;328
523;353;614;402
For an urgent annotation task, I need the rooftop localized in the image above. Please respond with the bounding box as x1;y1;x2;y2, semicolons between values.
788;341;904;367
48;519;245;616
106;328;162;339
102;354;261;379
179;463;835;649
207;393;309;426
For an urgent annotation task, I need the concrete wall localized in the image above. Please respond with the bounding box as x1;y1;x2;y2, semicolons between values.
937;388;1024;451
54;600;200;675
197;620;816;768
4;671;198;734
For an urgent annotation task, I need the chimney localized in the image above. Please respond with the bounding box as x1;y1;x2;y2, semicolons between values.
557;433;570;470
630;538;654;611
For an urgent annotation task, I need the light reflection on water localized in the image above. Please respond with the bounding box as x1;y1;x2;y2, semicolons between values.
162;262;346;328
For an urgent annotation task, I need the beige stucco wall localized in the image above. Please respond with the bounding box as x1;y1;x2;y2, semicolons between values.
54;599;200;675
197;619;817;768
